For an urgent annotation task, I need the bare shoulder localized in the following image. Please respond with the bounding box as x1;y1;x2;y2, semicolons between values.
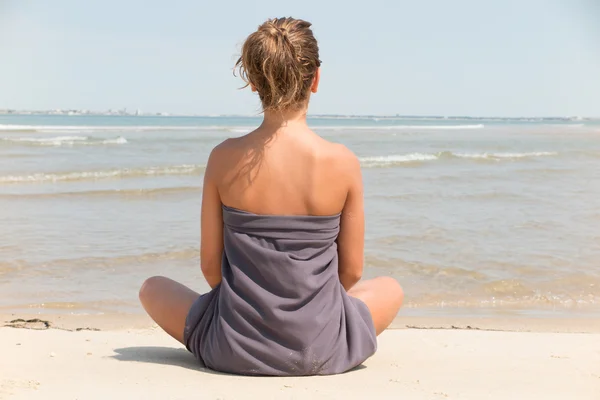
204;138;240;179
209;137;241;157
314;139;362;213
205;133;263;186
317;138;361;176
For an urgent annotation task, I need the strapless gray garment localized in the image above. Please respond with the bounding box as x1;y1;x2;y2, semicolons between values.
183;205;377;376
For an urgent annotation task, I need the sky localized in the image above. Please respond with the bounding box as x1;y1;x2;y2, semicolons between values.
0;0;598;117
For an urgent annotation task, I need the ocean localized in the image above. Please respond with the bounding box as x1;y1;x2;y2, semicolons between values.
1;114;599;318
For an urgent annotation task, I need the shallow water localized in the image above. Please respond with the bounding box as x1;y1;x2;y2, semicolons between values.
1;115;599;317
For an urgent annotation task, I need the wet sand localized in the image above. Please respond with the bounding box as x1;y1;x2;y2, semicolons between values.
3;312;600;333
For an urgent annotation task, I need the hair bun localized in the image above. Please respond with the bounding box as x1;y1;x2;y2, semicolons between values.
235;17;321;112
278;28;288;40
264;22;288;41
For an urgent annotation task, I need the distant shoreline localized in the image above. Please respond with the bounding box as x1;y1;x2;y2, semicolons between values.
0;110;596;121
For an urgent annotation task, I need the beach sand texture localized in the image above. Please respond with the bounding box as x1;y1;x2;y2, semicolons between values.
1;316;599;400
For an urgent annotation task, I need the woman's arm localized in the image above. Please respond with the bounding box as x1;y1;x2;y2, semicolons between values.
336;153;365;291
200;148;224;289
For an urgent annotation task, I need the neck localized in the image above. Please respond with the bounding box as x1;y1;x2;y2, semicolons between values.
260;108;309;131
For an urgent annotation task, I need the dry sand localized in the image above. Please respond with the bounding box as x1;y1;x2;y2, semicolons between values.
1;315;599;399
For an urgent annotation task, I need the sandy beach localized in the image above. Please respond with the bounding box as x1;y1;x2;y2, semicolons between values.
1;315;599;399
2;116;599;399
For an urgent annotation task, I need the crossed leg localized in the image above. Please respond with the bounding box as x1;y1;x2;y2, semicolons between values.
139;275;403;343
138;276;200;344
348;277;404;335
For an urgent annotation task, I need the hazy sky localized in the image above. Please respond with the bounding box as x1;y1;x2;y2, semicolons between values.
0;0;598;116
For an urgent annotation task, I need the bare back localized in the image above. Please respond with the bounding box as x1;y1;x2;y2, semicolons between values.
200;122;365;291
213;126;353;216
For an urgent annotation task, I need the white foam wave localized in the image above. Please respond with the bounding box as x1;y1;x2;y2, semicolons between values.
454;151;557;159
1;136;128;146
6;136;87;144
359;151;558;167
0;186;203;198
0;124;217;132
316;124;485;131
359;153;438;167
0;164;205;184
102;137;128;144
227;128;253;134
0;123;485;133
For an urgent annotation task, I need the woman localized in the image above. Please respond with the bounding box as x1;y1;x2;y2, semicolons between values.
139;17;403;376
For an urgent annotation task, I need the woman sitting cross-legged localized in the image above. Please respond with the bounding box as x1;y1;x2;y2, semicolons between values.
139;17;403;376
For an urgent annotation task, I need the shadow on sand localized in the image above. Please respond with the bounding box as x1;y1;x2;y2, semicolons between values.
112;346;367;376
111;346;228;375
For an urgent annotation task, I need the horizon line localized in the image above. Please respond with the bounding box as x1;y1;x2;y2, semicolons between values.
0;109;597;120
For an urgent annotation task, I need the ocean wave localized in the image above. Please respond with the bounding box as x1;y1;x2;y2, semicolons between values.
364;256;600;308
365;255;490;280
0;186;202;198
315;124;485;131
0;123;486;133
227;128;253;133
404;294;600;309
0;248;200;274
1;135;128;146
0;164;205;184
359;151;558;167
452;151;558;159
102;137;128;144
359;153;438;167
542;123;586;128
0;124;223;133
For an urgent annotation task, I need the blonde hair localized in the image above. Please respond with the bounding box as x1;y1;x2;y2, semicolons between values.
234;17;321;112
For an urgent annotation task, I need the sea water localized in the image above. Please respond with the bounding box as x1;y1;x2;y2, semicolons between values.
1;114;599;317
